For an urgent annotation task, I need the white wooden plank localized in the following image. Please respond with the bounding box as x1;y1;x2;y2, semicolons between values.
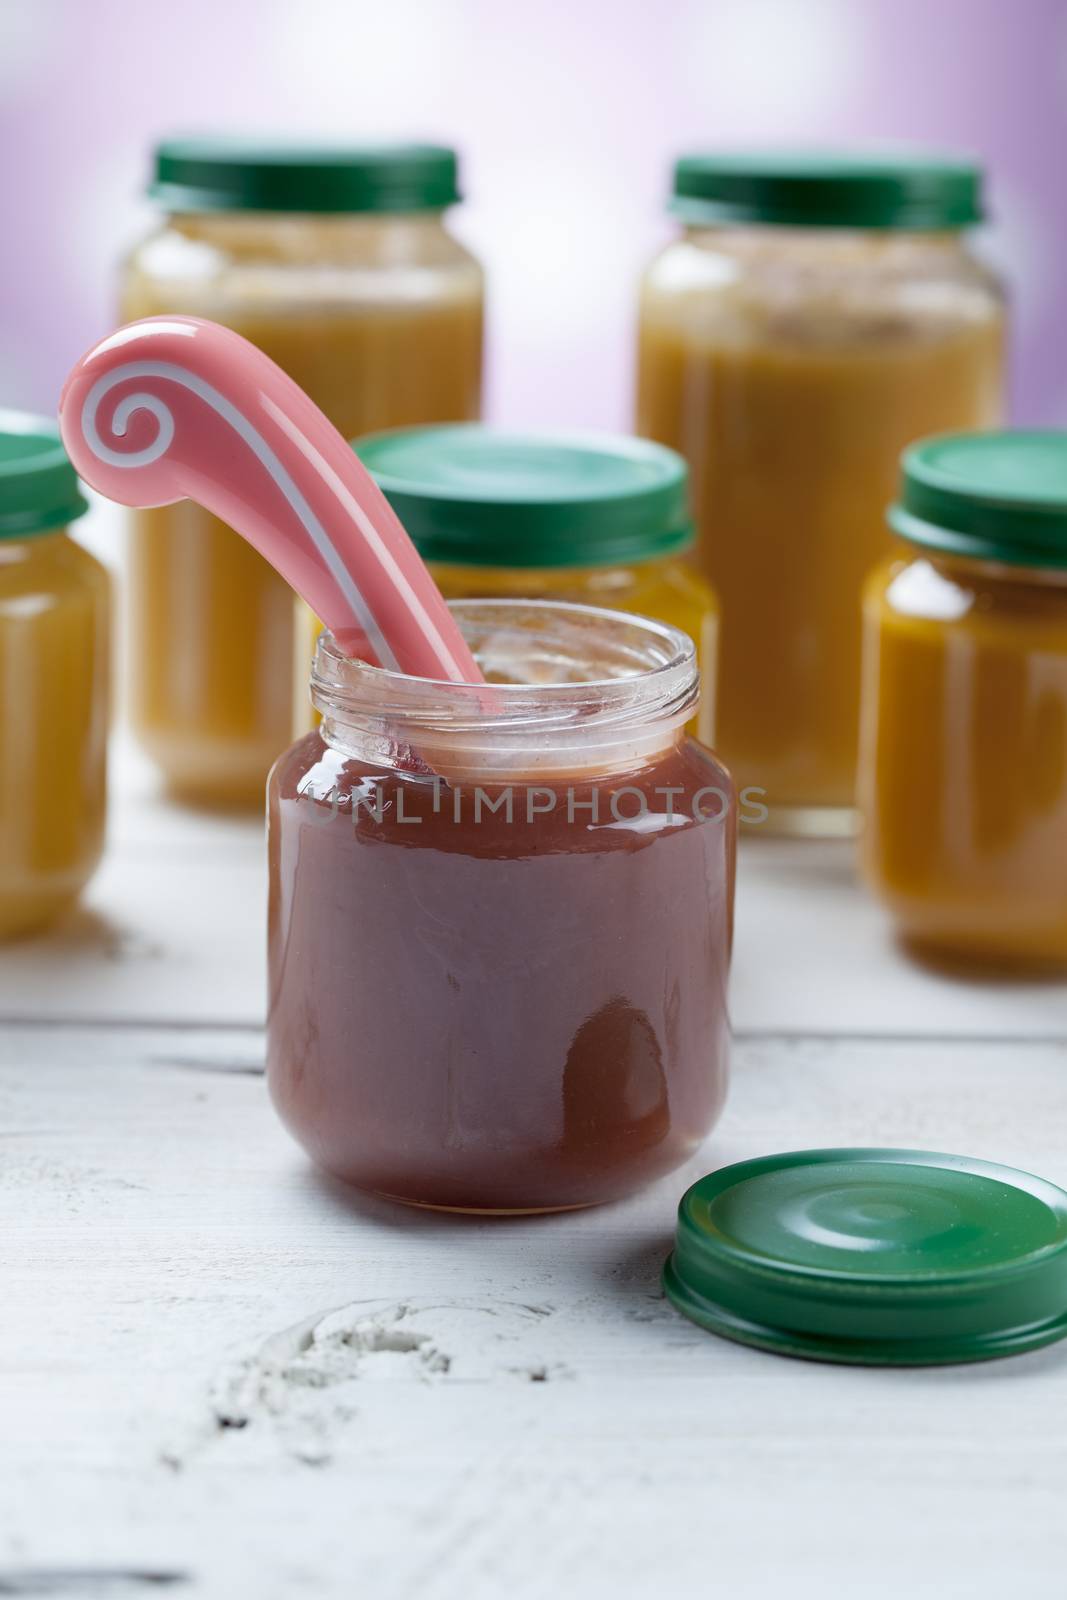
2;1027;1066;1599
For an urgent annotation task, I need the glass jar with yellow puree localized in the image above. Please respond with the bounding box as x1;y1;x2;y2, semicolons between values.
121;140;484;804
293;426;719;747
636;152;1005;836
0;414;109;938
860;432;1067;971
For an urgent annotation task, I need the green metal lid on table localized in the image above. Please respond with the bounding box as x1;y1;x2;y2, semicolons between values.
663;1148;1067;1366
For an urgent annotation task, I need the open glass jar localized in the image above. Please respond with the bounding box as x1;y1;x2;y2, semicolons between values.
636;152;1005;835
860;432;1067;970
268;600;734;1212
121;140;484;803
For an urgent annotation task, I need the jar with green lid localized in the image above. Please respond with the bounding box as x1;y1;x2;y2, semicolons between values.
121;139;484;805
293;426;719;746
860;431;1067;970
636;151;1005;836
0;413;110;938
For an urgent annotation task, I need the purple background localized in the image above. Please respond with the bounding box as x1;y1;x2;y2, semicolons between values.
2;0;1065;428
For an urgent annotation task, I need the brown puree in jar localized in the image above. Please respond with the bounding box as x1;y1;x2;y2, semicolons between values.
266;604;733;1212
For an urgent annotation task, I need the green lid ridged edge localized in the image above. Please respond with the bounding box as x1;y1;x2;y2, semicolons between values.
149;139;461;215
662;1253;1067;1366
404;512;696;569
889;431;1067;571
354;426;695;569
0;410;88;540
671;152;984;231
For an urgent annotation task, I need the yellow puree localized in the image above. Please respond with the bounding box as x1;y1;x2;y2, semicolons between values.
637;242;1004;826
0;531;109;937
860;555;1067;969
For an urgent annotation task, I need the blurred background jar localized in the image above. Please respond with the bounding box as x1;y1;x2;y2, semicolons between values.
860;431;1067;972
120;139;484;805
636;152;1005;837
293;426;719;746
0;414;109;938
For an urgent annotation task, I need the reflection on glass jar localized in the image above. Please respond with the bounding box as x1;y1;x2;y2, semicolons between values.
860;431;1067;970
121;141;484;804
636;152;1005;835
0;414;109;938
269;601;734;1212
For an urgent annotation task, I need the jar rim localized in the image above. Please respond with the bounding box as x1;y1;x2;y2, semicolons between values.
310;600;699;776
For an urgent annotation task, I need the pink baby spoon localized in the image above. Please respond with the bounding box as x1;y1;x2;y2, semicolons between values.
59;316;484;683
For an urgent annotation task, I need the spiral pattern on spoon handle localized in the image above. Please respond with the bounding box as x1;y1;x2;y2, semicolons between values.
59;317;483;683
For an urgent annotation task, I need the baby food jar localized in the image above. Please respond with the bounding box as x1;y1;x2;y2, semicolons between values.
294;427;719;745
269;600;734;1212
121;140;484;803
636;152;1005;836
0;414;109;937
860;432;1067;971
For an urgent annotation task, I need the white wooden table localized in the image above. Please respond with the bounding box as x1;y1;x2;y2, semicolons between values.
3;734;1066;1600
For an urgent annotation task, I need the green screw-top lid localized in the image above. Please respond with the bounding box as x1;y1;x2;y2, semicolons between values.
0;411;88;539
354;426;694;568
149;139;461;214
889;431;1067;571
671;151;984;230
663;1149;1067;1366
